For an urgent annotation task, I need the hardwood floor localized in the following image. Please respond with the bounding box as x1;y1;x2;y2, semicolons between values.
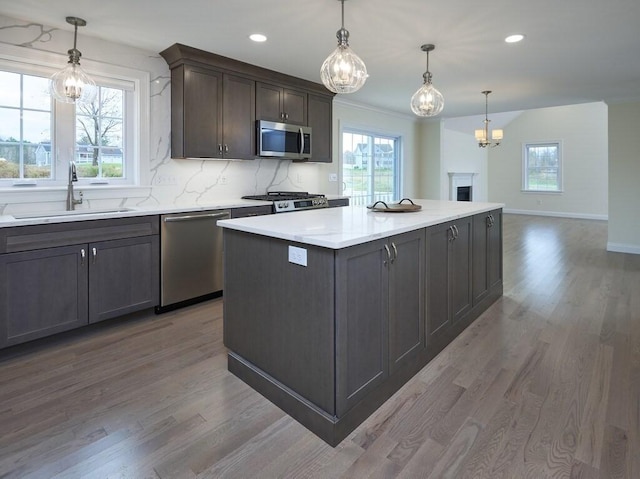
0;214;638;478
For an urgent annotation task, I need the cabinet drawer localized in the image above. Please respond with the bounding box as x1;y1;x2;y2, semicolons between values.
0;216;160;254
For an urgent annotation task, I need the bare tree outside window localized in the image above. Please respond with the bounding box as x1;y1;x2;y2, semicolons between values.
75;86;125;179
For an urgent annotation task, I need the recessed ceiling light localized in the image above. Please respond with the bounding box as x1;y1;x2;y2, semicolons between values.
250;33;267;43
505;34;525;43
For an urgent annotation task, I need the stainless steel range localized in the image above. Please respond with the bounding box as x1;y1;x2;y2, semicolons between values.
242;191;329;213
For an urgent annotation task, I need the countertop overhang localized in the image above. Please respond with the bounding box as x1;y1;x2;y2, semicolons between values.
218;199;504;249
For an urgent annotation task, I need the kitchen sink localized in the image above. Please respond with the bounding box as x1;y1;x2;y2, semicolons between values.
12;208;135;219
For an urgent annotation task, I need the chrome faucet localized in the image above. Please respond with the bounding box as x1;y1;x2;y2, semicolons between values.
66;161;83;211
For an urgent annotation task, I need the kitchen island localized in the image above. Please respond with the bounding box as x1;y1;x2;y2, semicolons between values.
219;199;504;446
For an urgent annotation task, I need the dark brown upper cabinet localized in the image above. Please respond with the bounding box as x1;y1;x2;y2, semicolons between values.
256;82;307;125
160;43;334;162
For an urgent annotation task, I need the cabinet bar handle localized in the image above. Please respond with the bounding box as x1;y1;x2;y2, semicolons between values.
224;144;229;153
80;248;86;265
453;224;459;239
391;242;398;263
92;247;97;264
164;212;229;223
384;244;391;265
448;226;454;242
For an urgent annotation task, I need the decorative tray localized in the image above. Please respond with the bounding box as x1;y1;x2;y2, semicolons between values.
366;198;422;213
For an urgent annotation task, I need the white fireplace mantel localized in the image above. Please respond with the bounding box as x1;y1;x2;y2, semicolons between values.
448;172;477;201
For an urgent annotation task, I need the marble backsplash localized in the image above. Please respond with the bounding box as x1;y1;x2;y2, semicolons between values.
0;14;325;215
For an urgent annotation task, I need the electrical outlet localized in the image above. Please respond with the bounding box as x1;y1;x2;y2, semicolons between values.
536;199;542;205
220;176;228;185
288;245;307;267
296;173;303;184
329;173;338;182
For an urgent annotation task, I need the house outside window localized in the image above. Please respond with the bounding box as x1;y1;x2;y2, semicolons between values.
342;129;401;206
523;141;562;192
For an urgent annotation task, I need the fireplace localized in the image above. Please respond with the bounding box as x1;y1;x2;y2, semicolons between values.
457;185;471;201
448;172;476;202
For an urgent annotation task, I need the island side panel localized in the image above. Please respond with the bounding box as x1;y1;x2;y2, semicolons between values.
223;229;336;415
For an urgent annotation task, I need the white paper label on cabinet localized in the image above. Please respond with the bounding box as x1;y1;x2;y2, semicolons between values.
288;246;307;267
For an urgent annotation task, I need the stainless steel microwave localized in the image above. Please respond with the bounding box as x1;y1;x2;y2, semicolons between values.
257;120;311;160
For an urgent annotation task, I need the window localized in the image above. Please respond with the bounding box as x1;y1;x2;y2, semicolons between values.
0;71;52;180
342;129;401;206
523;141;562;192
0;42;148;188
75;86;125;179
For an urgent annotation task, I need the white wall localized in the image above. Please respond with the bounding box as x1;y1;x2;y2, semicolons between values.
441;125;488;201
417;121;442;199
607;101;640;253
487;102;608;219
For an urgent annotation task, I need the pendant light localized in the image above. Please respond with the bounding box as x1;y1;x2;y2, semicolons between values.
475;91;503;147
410;44;444;117
320;0;368;94
49;16;97;104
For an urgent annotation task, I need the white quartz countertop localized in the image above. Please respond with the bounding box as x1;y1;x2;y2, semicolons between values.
218;199;504;249
0;199;272;228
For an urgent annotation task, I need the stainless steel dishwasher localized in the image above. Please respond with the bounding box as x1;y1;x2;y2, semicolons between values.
157;209;230;312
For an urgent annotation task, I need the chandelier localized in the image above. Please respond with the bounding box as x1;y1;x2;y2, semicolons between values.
475;90;503;147
49;17;97;104
410;44;444;117
320;0;368;94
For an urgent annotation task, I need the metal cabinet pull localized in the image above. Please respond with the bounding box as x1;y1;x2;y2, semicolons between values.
383;244;391;265
80;248;86;265
224;144;229;153
448;225;455;242
391;242;398;263
452;224;459;239
218;144;223;154
92;247;97;264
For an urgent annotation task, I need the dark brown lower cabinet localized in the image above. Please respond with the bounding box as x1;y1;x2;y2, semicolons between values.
0;245;89;347
472;209;503;305
426;217;472;350
0;217;160;348
223;209;501;446
88;236;159;324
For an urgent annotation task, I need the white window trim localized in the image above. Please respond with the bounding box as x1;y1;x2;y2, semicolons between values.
0;42;149;190
521;140;563;193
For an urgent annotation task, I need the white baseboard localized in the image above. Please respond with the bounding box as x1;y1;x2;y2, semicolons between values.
503;208;608;221
606;243;640;255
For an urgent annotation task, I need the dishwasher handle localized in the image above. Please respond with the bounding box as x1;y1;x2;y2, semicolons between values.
163;212;230;223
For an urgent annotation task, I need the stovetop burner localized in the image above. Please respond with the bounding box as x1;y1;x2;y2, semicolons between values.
242;191;328;213
242;191;325;202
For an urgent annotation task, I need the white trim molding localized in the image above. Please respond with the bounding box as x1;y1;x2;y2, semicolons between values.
504;208;608;221
606;242;640;255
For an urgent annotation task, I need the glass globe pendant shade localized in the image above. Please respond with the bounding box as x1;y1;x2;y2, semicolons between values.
50;60;97;104
320;27;368;94
410;81;444;117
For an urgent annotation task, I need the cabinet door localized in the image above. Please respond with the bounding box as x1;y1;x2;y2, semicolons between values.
451;217;473;323
487;210;503;291
426;222;451;342
388;230;425;373
0;245;88;347
182;65;223;158
472;213;490;304
88;236;159;324
307;94;333;163
222;74;255;159
256;82;284;122
335;239;389;416
283;88;307;125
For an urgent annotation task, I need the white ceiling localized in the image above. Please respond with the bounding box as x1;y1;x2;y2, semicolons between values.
2;0;639;118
